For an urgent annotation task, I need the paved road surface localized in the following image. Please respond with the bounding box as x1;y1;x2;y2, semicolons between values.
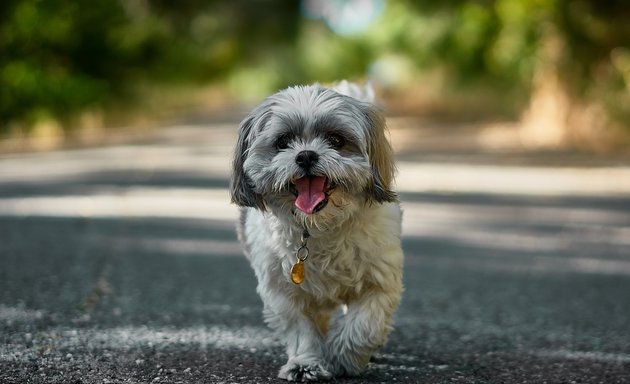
1;118;630;383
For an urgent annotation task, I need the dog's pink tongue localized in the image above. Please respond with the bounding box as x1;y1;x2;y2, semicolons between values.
294;176;326;214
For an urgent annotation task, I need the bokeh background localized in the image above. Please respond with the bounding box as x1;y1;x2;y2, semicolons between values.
1;0;629;150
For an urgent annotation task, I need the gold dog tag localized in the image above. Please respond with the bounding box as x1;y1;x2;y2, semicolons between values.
290;230;309;285
291;260;305;285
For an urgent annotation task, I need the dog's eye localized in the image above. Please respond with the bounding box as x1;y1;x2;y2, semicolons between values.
326;133;345;149
276;134;292;150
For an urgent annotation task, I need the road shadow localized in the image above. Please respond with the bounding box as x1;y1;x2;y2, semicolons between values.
1;165;630;382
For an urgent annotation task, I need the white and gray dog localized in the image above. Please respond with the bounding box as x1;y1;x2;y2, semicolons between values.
230;81;403;381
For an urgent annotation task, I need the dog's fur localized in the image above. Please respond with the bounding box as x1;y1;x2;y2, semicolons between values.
230;82;404;381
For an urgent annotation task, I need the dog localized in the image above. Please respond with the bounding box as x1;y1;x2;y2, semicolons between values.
230;81;404;381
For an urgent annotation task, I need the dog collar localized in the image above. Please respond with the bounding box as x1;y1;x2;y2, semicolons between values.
290;229;310;285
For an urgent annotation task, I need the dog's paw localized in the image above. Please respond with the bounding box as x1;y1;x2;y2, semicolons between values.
327;346;372;377
278;357;333;382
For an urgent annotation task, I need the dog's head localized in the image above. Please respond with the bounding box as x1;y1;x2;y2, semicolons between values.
230;84;397;228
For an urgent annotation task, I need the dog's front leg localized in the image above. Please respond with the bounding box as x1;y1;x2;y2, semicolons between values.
263;297;333;382
326;288;401;376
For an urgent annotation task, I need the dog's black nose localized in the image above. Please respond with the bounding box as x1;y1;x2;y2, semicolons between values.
295;150;319;169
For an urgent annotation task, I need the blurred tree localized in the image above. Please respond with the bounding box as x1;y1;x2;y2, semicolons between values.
399;0;630;145
0;0;168;128
1;0;628;145
0;0;300;132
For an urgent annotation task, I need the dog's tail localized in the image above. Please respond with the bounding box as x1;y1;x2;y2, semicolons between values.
332;80;375;103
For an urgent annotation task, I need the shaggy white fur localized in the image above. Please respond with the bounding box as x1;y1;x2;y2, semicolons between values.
231;82;403;381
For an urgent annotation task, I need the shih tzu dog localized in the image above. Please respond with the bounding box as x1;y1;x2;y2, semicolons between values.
230;81;404;381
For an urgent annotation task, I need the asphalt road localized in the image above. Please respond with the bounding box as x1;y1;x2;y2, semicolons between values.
1;118;630;383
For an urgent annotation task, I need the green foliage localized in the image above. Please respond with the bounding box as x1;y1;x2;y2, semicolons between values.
1;0;628;133
397;0;630;122
0;0;300;131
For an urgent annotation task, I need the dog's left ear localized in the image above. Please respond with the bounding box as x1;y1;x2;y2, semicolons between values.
362;104;398;203
230;100;274;210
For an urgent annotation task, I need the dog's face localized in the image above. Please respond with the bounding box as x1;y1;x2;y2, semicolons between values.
231;84;396;228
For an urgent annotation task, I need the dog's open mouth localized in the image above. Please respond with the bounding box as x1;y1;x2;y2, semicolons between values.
291;176;334;214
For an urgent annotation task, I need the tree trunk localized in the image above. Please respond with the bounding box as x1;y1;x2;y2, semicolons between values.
519;25;571;148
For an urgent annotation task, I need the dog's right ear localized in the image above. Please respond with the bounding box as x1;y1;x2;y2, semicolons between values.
230;101;274;210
